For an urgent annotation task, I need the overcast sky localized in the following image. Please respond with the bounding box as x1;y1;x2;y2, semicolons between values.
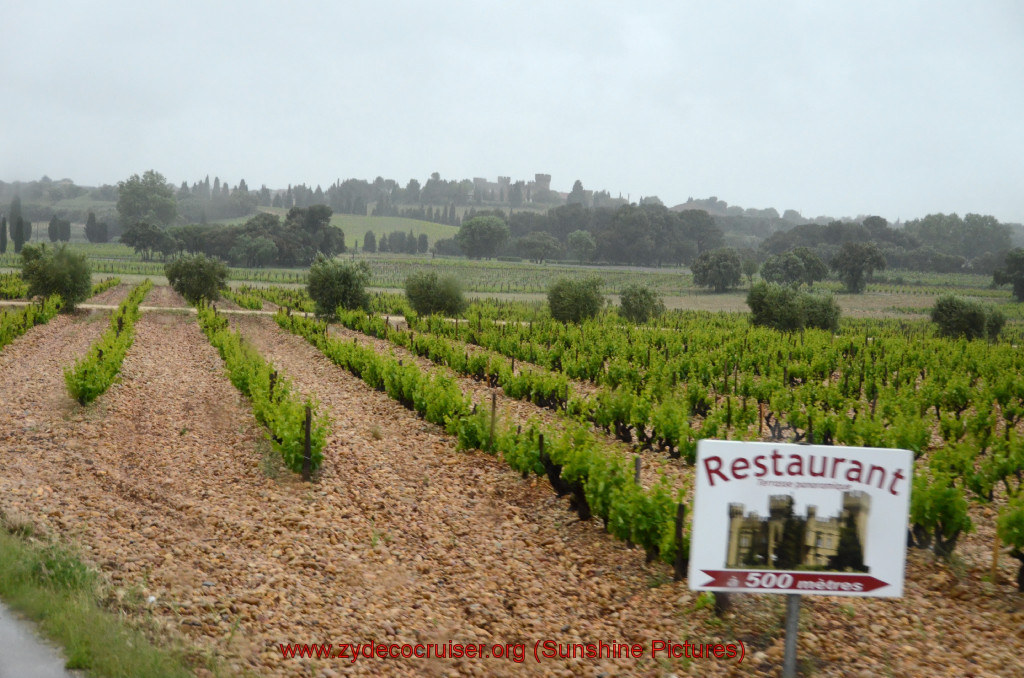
2;1;1022;223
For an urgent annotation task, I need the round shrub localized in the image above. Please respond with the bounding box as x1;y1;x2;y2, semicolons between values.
20;243;92;313
618;283;665;323
548;276;604;323
307;256;371;319
164;253;228;305
801;293;841;332
931;294;1003;341
404;271;466;316
747;282;803;332
747;281;840;333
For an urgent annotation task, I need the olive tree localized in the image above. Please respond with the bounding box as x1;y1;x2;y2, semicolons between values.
20;243;92;312
832;242;885;293
548;276;603;323
164;253;228;305
618;283;665;323
994;248;1024;302
307;256;371;319
930;295;1004;341
692;248;741;292
405;271;466;316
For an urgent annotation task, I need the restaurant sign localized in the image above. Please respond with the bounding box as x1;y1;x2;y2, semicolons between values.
688;440;913;597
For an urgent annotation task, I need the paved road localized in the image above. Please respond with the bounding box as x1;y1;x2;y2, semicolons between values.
0;601;78;678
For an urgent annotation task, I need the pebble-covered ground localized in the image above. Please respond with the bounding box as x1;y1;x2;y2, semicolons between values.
320;320;686;493
86;281;132;307
1;288;1022;677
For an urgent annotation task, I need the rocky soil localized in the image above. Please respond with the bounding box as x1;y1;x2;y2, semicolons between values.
321;320;688;494
0;290;1021;677
87;281;132;307
141;284;190;309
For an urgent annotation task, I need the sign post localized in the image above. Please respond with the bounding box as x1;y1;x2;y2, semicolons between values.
688;440;913;675
782;593;800;677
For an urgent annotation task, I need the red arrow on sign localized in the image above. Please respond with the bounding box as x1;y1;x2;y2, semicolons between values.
700;570;890;593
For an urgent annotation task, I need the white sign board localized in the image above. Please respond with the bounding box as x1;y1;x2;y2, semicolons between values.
689;440;912;597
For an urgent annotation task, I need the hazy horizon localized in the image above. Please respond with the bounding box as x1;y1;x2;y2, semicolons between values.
2;1;1022;224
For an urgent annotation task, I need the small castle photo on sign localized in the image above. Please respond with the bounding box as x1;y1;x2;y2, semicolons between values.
725;491;870;572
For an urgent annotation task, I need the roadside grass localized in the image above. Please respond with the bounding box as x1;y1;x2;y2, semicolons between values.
0;512;197;678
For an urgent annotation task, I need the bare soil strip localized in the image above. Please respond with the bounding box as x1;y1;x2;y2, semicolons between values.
142;284;189;308
87;281;132;306
1;308;1021;677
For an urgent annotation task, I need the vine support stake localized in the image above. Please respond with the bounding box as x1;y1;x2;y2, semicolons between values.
673;503;687;581
489;392;497;451
633;456;642;486
302;405;312;482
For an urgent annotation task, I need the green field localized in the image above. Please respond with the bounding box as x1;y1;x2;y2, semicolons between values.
213;208;458;246
332;214;458;244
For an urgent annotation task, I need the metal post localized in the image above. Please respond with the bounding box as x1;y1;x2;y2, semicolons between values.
782;593;801;678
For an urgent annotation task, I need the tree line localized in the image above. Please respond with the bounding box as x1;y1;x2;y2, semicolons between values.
361;230;429;255
761;214;1012;275
5;170;1020;280
433;203;725;266
121;206;345;267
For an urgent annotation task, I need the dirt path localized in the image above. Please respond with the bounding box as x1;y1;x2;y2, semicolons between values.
87;281;132;306
0;309;111;414
142;284;189;308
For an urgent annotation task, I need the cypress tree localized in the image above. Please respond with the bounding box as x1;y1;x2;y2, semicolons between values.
13;216;26;253
85;211;102;243
8;196;22;232
0;216;6;253
48;215;60;242
9;196;25;248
